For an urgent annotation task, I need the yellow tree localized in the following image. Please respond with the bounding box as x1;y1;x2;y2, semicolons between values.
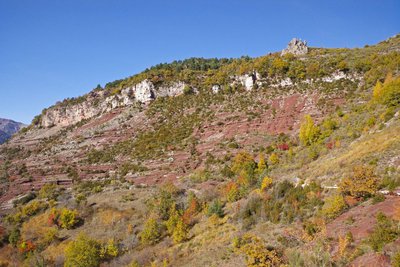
340;166;379;198
372;80;383;100
269;153;279;165
299;115;320;146
256;154;267;174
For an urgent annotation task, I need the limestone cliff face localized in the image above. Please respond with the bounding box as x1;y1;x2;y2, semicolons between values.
40;80;186;128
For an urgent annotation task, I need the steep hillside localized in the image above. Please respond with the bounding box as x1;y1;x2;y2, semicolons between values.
0;36;399;266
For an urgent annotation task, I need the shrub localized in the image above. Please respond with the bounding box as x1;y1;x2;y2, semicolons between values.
260;176;273;191
238;234;282;267
100;239;119;259
21;200;47;217
372;193;385;204
231;152;256;178
367;212;399;251
139;217;161;245
38;183;58;200
392;251;400;267
224;181;241;202
269;153;279;165
207;199;224;218
182;193;200;225
8;228;20;247
58;208;79;229
340;166;379;198
19;240;35;254
64;233;101;267
48;208;79;229
183;85;194;95
322;194;347;219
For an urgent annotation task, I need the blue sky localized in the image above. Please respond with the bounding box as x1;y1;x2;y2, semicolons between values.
0;0;399;124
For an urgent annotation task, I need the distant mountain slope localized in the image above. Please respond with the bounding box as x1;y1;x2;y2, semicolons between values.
0;118;25;144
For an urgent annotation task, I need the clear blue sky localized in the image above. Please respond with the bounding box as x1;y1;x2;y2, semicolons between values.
0;0;399;124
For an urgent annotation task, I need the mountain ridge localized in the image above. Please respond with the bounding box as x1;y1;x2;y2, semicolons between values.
0;118;25;144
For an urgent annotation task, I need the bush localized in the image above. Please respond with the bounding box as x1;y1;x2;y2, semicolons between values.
322;194;347;219
367;212;399;251
183;85;194;95
224;181;241;202
207;199;224;218
38;183;58;200
392;251;400;267
48;208;79;229
340;166;379;198
21;200;47;217
58;208;79;229
231;151;256;174
372;193;385;204
237;234;282;267
100;239;119;259
8;228;20;247
260;176;273;191
64;233;101;267
269;153;279;165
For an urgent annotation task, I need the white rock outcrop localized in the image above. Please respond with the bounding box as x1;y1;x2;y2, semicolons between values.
281;38;308;56
212;85;221;94
156;81;185;98
133;79;154;103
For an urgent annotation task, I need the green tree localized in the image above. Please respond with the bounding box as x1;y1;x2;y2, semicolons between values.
207;199;224;218
299;115;320;146
64;233;101;267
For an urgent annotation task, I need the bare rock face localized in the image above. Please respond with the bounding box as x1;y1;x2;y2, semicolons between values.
156;81;185;98
133;79;155;103
39;79;188;128
231;71;260;91
281;38;308;56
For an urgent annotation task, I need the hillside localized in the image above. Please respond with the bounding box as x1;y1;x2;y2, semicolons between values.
0;35;399;266
0;119;25;145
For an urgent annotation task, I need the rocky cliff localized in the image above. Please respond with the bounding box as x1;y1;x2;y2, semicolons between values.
39;80;187;128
